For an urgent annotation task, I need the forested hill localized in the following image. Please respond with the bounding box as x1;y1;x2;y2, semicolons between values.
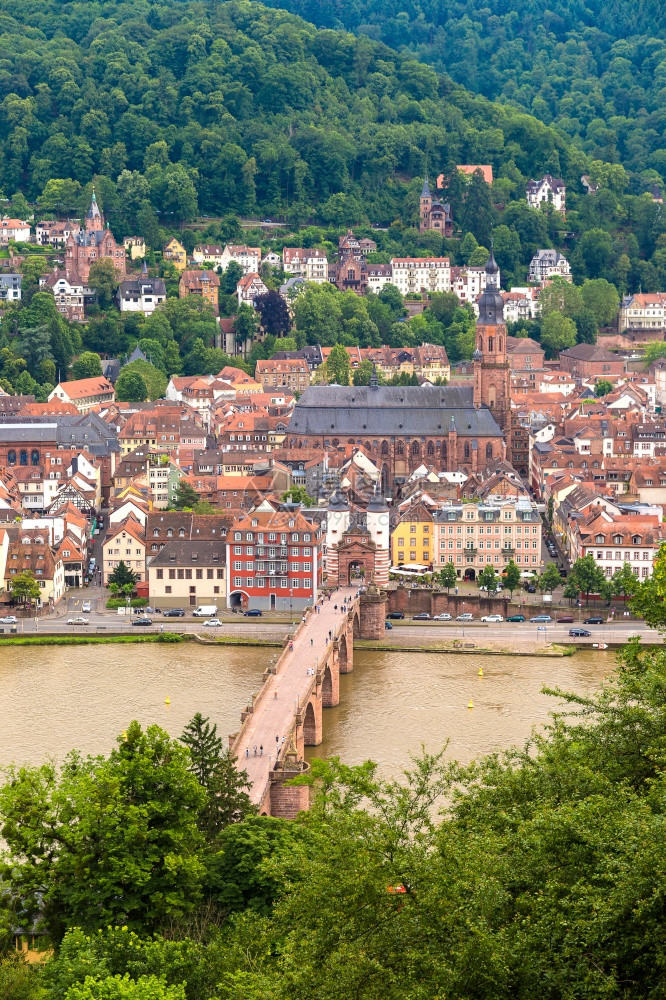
261;0;666;184
0;0;582;225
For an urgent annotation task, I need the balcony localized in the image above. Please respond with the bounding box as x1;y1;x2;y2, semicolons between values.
464;546;477;557
501;545;515;554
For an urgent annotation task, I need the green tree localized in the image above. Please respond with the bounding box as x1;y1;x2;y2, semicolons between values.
594;379;614;397
180;713;255;842
88;259;119;310
461;169;495;245
64;974;185;1000
0;722;205;941
352;359;379;385
281;485;315;507
8;571;41;606
538;562;562;594
119;360;166;400
438;561;457;593
478;563;499;593
323;343;351;385
114;369;148;403
38;178;82;216
71;351;103;380
611;561;639;598
540;311;577;358
630;544;666;628
580;278;620;327
538;277;583;319
234;303;259;350
108;562;137;590
570;553;606;603
573;309;598;345
220;261;244;296
502;559;521;597
563;578;580;604
173;480;200;510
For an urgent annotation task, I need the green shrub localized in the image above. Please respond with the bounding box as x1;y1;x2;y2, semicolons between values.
106;597;148;609
157;632;182;642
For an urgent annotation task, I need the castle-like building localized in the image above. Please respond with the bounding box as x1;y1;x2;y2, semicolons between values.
65;190;126;283
287;254;511;492
419;175;453;237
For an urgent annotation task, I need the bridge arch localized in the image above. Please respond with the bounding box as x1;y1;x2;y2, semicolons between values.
338;632;348;672
303;699;321;745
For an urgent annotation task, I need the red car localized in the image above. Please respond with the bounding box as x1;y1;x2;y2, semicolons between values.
557;615;574;623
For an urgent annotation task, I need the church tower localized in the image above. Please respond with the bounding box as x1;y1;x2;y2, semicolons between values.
473;250;511;435
419;175;432;233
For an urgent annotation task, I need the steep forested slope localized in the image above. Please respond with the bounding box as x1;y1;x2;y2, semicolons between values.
262;0;666;184
0;0;581;225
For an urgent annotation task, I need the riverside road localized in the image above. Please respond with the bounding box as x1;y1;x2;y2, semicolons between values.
8;613;660;645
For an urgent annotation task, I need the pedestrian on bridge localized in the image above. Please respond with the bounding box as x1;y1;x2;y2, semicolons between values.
254;745;257;756
260;744;263;756
310;638;314;646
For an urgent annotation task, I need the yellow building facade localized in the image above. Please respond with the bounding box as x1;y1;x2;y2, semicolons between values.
390;501;434;568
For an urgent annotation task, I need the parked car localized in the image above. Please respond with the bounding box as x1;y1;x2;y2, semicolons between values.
244;609;262;617
384;620;393;630
433;612;452;621
132;617;153;626
556;616;574;623
456;612;474;621
67;617;90;625
386;612;405;620
525;585;537;593
507;614;526;623
479;584;503;592
530;614;552;623
583;616;604;624
570;628;591;637
82;601;91;613
481;614;504;623
0;616;17;624
163;608;185;617
412;613;431;620
203;619;222;627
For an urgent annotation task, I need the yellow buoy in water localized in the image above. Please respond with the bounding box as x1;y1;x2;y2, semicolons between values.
468;700;474;709
478;667;484;676
165;696;171;706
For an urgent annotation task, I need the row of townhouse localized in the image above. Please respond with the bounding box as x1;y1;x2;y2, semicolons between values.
549;480;666;580
391;494;544;579
0;503;95;607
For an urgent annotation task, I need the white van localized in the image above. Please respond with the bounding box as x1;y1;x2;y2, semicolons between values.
192;605;218;617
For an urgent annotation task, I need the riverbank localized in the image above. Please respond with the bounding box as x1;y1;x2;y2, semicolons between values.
355;639;576;657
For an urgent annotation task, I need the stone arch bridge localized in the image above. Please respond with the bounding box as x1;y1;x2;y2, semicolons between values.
229;585;387;818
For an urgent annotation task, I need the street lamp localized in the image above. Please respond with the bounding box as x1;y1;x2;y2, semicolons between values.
289;588;293;625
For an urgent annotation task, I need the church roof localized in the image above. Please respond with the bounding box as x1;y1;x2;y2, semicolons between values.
420;175;431;199
288;384;503;437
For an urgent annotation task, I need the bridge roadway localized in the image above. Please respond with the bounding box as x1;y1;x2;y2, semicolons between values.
232;585;358;812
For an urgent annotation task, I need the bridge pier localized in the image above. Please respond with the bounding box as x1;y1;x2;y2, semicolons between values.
322;661;339;708
359;584;387;639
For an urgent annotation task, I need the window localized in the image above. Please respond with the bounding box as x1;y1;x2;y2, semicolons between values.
156;569;163;579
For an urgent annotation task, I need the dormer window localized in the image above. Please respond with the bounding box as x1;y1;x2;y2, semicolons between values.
613;534;622;544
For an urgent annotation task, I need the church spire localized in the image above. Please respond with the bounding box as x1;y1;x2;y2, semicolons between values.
85;186;104;232
420;173;432;199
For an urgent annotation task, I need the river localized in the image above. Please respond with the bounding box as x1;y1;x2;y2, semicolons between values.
0;644;615;773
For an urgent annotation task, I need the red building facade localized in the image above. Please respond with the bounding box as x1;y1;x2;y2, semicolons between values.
225;502;323;611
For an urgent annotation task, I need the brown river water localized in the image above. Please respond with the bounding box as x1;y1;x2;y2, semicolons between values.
0;644;615;773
